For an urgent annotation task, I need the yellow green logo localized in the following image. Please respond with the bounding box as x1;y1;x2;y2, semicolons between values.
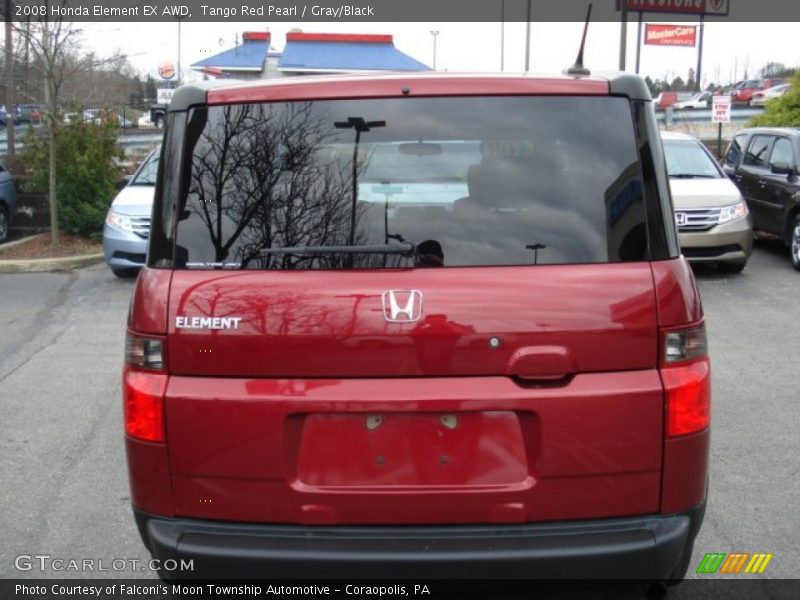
696;552;773;574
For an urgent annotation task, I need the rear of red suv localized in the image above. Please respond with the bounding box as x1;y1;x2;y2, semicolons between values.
125;73;709;582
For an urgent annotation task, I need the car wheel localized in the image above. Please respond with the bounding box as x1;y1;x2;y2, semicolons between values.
111;267;139;278
153;115;163;128
718;259;746;274
0;204;9;243
791;215;800;272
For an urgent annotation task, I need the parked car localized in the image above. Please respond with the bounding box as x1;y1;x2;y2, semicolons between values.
750;83;790;106
723;127;800;270
654;90;694;111
65;108;132;128
724;78;783;105
661;131;752;272
0;161;18;243
102;148;159;276
672;91;713;110
0;104;43;126
124;73;709;583
16;104;43;124
150;103;167;128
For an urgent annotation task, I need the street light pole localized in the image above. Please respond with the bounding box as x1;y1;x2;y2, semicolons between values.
430;30;439;70
334;117;387;253
500;0;505;71
525;0;531;72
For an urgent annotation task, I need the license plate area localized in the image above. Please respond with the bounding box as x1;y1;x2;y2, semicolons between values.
295;411;529;488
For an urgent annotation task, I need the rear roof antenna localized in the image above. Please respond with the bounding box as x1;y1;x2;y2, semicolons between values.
566;3;592;76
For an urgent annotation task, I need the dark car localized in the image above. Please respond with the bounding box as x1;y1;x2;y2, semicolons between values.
723;127;800;269
0;161;18;243
124;73;709;583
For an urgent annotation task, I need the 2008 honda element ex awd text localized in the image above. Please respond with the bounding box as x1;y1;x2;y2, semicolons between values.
124;72;710;583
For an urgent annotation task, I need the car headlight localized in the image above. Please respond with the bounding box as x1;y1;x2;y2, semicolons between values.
106;210;134;232
718;201;748;224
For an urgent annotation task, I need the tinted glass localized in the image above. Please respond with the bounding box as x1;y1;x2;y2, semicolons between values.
744;135;773;168
174;96;647;270
769;137;795;167
724;134;746;167
663;140;721;178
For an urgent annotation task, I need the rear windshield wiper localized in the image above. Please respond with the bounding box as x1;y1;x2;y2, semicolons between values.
260;242;415;256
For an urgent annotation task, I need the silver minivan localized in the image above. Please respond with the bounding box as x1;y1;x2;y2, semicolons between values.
661;131;753;273
102;148;159;276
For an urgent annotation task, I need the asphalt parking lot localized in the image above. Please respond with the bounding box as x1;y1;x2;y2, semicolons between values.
0;241;798;594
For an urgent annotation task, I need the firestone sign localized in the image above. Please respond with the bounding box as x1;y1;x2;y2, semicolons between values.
619;0;730;16
645;24;697;46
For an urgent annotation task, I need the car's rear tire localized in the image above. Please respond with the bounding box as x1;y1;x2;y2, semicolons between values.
790;215;800;272
0;204;9;243
718;259;746;274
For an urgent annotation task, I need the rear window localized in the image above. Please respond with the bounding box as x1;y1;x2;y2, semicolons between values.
174;96;647;269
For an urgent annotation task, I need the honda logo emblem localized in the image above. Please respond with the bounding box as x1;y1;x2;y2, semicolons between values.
381;290;423;323
675;213;688;227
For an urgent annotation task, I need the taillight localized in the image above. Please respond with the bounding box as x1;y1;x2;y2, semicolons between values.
661;323;710;438
125;334;164;369
124;332;167;443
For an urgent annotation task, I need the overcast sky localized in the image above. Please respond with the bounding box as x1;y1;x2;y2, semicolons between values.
76;20;800;87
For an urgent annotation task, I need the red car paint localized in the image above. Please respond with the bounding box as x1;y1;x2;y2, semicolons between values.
207;73;610;105
126;259;706;524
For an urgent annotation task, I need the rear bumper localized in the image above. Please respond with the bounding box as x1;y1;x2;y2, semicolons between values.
134;503;705;580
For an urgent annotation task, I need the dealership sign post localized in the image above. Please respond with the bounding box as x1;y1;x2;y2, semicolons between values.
618;0;730;90
712;95;732;156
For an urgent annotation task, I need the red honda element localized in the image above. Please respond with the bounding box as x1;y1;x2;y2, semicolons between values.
124;72;709;582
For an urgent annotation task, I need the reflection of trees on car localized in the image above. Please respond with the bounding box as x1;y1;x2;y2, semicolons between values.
184;102;368;269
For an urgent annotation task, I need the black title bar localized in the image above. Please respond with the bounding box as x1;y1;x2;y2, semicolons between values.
2;0;799;22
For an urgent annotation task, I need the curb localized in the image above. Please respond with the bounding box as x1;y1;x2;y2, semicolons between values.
0;233;45;250
0;253;105;273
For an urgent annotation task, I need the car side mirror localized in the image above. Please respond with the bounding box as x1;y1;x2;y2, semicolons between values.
770;162;795;176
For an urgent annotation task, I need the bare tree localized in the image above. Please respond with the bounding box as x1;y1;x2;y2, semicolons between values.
13;4;87;245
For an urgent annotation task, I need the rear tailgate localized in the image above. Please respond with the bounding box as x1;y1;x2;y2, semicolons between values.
164;264;664;524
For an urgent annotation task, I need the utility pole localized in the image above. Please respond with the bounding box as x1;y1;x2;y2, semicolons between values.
635;12;643;75
696;16;705;92
4;0;15;155
619;0;628;71
177;17;182;83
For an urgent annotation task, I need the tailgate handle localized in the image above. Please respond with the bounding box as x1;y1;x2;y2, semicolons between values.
506;346;575;382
